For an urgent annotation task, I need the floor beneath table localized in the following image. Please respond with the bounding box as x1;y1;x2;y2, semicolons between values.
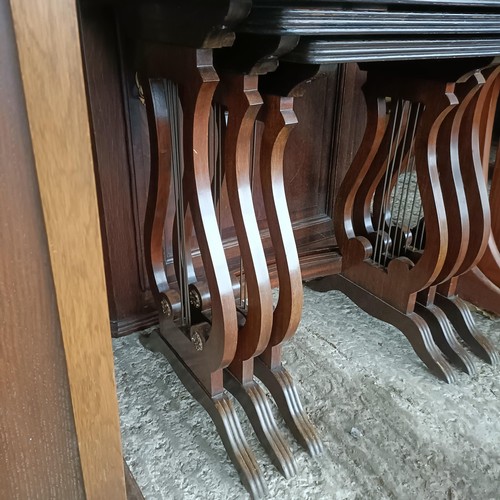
113;285;500;500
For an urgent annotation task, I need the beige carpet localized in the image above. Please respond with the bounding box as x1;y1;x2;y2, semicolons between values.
113;285;500;499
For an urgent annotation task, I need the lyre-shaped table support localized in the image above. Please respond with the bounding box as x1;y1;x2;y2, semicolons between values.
141;47;325;497
324;62;499;382
141;48;267;498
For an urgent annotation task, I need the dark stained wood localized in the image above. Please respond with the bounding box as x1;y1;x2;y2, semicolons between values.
489;142;500;257
259;93;304;368
137;33;328;490
283;71;339;248
215;34;300;75
412;72;490;375
0;3;84;496
450;73;491;277
319;57;500;381
142;330;268;498
337;71;457;308
214;64;323;469
79;8;348;336
215;73;273;383
71;2;500;497
431;68;499;366
78;4;500;375
432;73;479;283
414;298;476;375
124;461;145;500
79;4;157;335
211;73;299;478
286;38;500;64
434;291;499;364
141;57;269;496
327;67;473;382
112;0;252;49
458;266;500;315
490;105;500;246
457;67;500;316
223;369;297;479
317;274;458;383
242;2;500;36
477;102;500;284
142;57;239;395
253;68;324;457
330;64;368;219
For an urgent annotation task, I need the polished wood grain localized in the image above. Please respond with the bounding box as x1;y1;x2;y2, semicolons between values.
457;66;500;313
419;70;494;368
450;73;491;277
259;92;305;367
0;2;84;496
337;73;457;310
79;4;157;332
9;0;126;497
214;72;299;478
458;266;500;315
252;67;323;456
432;73;480;283
80;10;344;334
329;67;469;382
215;73;273;383
348;71;488;375
326;59;500;381
141;48;239;395
468;66;500;284
143;73;268;498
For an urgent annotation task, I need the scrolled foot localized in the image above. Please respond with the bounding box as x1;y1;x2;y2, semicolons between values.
435;294;500;366
328;274;457;383
400;312;457;384
148;332;268;499
415;303;476;376
254;357;323;457
211;394;269;499
224;370;298;479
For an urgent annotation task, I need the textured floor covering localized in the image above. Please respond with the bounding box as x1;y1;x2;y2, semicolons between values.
113;286;500;499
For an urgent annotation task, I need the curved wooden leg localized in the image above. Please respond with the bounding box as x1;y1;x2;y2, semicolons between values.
435;293;499;366
257;91;323;457
224;370;297;479
415;302;476;375
254;357;323;457
325;274;457;383
210;396;267;500
213;73;297;479
146;330;268;499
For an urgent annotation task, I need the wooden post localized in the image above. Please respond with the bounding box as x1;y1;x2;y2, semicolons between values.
2;0;127;497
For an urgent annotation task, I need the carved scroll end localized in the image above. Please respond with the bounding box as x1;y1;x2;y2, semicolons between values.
387;256;415;277
342;236;373;271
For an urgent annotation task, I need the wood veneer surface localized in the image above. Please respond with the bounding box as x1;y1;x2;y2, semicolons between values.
0;1;84;497
9;0;127;497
